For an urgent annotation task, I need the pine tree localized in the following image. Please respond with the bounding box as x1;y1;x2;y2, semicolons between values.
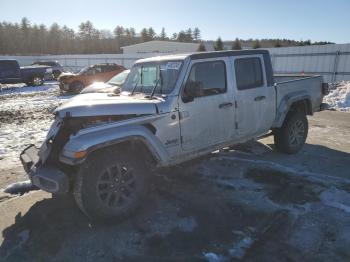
185;28;193;42
214;37;224;51
197;42;206;52
177;31;186;42
113;26;124;39
193;27;201;42
49;23;62;54
148;27;156;40
141;28;149;42
160;27;167;40
232;38;242;50
20;17;30;53
129;28;136;38
0;17;334;55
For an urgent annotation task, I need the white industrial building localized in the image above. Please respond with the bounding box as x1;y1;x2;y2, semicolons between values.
121;41;201;54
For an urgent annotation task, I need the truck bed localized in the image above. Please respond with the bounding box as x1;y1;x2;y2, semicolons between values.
274;74;324;113
20;65;52;82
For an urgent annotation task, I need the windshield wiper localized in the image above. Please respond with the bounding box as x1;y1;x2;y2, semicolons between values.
130;77;141;95
149;71;163;98
149;77;161;98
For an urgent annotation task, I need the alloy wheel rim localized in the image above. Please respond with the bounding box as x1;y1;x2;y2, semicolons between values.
289;119;305;147
33;77;42;85
96;164;137;208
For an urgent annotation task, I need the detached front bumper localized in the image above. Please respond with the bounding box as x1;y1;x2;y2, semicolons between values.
20;145;69;194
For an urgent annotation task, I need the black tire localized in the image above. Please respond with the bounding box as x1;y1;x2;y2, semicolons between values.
73;149;149;221
274;111;308;154
53;71;62;80
28;75;44;86
70;81;84;94
51;193;74;201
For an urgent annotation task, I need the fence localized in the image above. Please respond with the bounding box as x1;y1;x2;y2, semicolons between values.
0;54;152;72
267;43;350;83
1;43;350;83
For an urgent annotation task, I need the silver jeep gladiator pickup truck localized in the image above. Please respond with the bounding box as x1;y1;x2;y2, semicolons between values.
20;50;329;220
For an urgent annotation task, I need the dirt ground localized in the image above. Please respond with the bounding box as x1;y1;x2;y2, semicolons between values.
0;85;350;261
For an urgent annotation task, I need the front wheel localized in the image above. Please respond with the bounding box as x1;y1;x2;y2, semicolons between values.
73;149;149;221
274;111;308;154
70;81;84;94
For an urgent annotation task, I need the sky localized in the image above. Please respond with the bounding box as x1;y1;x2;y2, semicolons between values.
1;0;349;43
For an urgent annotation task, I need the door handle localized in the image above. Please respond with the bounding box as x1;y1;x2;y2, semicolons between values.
219;102;233;109
254;96;266;101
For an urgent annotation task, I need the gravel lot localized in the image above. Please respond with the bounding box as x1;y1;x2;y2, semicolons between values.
0;83;350;261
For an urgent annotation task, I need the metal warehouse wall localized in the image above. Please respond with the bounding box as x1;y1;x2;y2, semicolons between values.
1;43;350;83
266;43;350;83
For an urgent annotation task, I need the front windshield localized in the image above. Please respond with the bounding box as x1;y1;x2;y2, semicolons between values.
122;61;182;95
78;66;89;74
108;70;130;86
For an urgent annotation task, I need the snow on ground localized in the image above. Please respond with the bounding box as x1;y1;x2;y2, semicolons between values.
324;81;350;112
0;82;57;95
0;82;72;168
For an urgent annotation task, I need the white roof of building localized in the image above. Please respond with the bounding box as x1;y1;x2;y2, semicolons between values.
135;53;191;64
121;40;199;49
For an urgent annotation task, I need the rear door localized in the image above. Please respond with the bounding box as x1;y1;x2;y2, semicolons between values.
178;58;236;151
232;55;276;139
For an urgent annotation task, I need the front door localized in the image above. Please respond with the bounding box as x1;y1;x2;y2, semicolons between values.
178;58;235;151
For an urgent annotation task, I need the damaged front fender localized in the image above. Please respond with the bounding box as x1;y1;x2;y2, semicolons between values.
59;124;169;166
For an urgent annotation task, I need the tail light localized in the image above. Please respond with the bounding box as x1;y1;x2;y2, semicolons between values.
322;83;330;95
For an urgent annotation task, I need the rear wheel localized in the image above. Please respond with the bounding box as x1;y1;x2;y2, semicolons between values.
274;111;308;154
73;149;149;221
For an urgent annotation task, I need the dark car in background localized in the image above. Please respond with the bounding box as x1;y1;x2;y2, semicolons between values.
58;63;126;94
80;69;130;94
32;61;64;79
0;59;52;86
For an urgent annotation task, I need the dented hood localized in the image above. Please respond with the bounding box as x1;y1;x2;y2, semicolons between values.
55;93;161;117
57;72;77;81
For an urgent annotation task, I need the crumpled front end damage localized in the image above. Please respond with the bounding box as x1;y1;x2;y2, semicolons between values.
20;93;165;194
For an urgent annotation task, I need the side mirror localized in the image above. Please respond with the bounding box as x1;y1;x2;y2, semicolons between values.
183;81;201;103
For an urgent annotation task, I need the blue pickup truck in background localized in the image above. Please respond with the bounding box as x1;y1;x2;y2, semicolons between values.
0;59;53;86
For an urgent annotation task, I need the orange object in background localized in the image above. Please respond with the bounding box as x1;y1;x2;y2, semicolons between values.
58;63;126;94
